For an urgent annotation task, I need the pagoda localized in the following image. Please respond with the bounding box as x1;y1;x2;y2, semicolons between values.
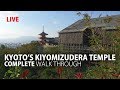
38;26;48;46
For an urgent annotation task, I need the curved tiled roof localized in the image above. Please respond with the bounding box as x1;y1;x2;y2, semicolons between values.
39;31;48;35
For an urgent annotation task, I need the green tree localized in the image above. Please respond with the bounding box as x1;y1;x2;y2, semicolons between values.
76;12;120;79
0;44;6;49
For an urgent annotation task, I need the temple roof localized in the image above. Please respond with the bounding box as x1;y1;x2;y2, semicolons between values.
59;14;120;33
39;31;48;35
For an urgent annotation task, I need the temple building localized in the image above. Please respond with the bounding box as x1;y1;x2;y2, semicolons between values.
38;26;48;46
46;37;58;46
59;14;120;53
38;26;58;46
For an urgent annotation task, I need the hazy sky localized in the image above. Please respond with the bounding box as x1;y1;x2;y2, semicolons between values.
0;11;120;39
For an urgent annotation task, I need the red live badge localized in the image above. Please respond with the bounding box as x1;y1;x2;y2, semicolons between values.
6;16;19;22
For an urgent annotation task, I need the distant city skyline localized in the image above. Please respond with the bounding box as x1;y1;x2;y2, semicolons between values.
0;11;120;39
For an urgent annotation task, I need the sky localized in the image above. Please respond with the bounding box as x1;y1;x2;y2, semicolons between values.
0;11;120;39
